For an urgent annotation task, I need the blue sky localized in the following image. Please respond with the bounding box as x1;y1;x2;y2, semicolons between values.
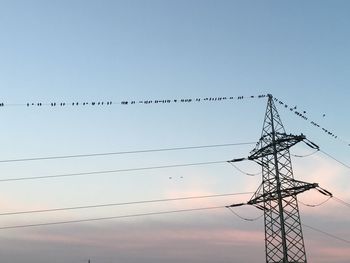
0;1;349;262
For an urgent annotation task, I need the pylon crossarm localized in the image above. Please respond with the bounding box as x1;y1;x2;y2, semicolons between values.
225;182;331;210
225;202;247;208
247;182;319;206
227;157;248;163
248;134;306;160
303;139;319;150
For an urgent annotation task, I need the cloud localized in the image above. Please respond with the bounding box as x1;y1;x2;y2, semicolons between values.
306;238;350;263
0;220;264;263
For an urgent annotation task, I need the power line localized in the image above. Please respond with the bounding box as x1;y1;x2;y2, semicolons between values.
291;149;319;158
0;192;254;216
0;206;225;230
226;200;350;245
0;94;267;109
2;94;348;149
298;196;332;208
273;96;350;147
0;142;256;164
226;207;263;221
302;223;350;244
227;162;261;176
0;160;228;182
333;196;350;209
319;149;350;170
226;208;350;245
2;204;349;246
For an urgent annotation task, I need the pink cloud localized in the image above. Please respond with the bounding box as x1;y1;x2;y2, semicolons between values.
306;239;350;263
12;221;263;251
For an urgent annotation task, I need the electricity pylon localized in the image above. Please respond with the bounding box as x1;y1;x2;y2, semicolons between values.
227;94;332;263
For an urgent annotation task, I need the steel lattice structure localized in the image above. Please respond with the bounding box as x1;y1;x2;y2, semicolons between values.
228;94;331;263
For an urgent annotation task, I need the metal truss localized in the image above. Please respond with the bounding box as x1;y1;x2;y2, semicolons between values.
227;94;331;263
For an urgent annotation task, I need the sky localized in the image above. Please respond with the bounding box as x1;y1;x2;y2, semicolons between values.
0;0;349;262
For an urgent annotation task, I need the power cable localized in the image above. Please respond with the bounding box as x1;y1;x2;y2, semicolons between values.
0;160;228;182
302;223;350;244
298;190;350;210
226;207;263;221
0;94;267;109
2;204;348;247
298;196;332;208
332;196;350;209
273;96;350;147
291;149;319;158
0;192;254;216
227;162;261;176
0;142;256;164
319;149;350;170
225;199;350;245
0;206;226;230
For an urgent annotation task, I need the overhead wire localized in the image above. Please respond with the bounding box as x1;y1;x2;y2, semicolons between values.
0;160;228;182
1;93;348;150
226;207;263;221
332;196;350;209
298;196;332;208
0;206;226;230
0;143;346;184
0;94;267;109
1;203;349;246
273;96;350;147
227;162;261;176
1;94;349;246
319;149;350;170
302;223;350;244
291;149;319;158
0;192;254;216
0;142;256;164
294;190;350;212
